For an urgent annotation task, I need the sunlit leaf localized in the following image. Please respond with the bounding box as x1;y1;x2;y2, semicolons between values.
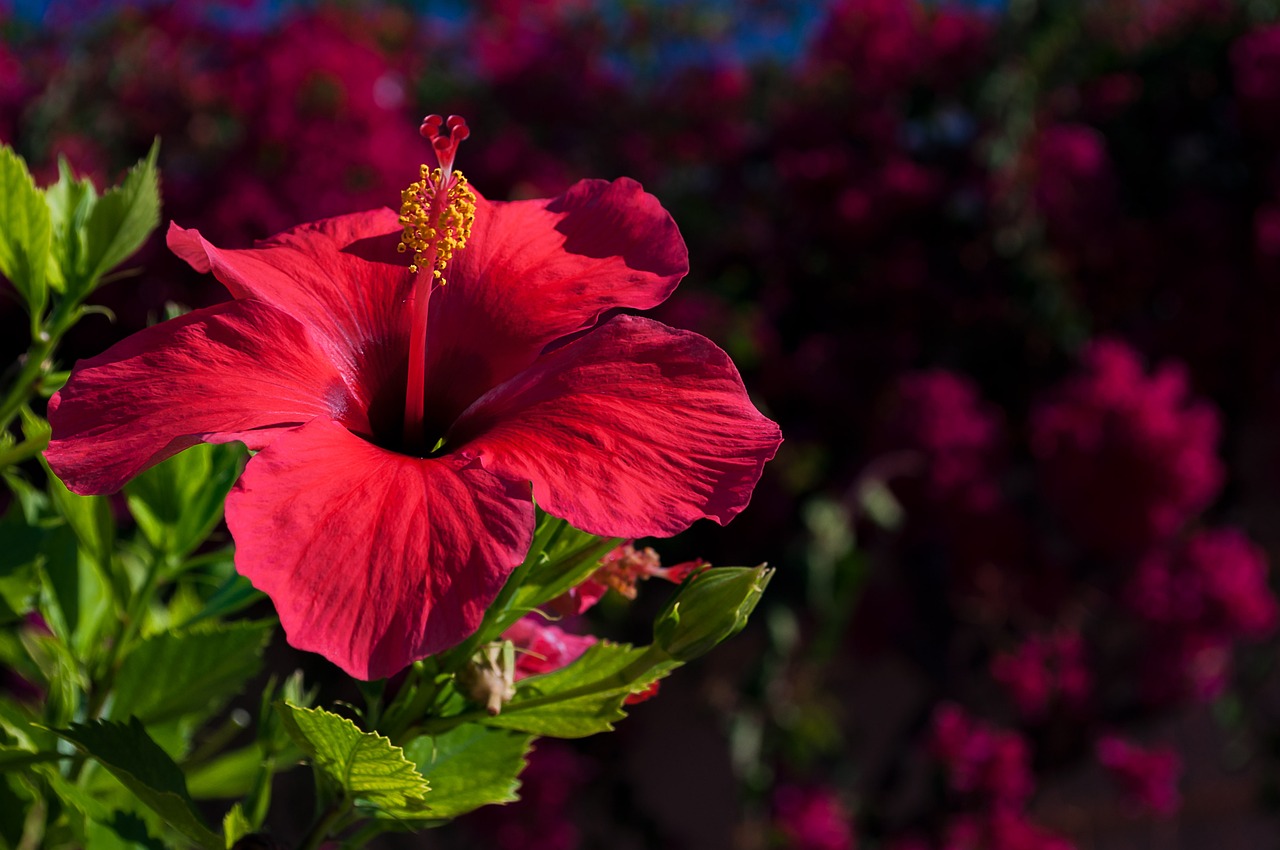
484;642;677;738
274;703;429;816
44;156;98;294
402;725;533;821
0;144;51;320
221;803;251;849
82;139;160;293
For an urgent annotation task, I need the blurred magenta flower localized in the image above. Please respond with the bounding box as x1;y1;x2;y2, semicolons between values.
1031;338;1222;556
1032;124;1118;251
1128;527;1276;703
1095;734;1182;816
469;739;590;850
929;703;1034;807
1130;527;1277;638
45;118;782;679
772;783;857;850
882;369;1005;515
991;631;1092;720
503;616;597;680
941;810;1076;850
1232;23;1280;141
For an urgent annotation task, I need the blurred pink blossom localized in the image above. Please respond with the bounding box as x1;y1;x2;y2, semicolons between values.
1095;734;1182;816
773;783;857;850
1031;339;1223;556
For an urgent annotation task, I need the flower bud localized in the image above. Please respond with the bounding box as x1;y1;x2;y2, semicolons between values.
653;565;772;661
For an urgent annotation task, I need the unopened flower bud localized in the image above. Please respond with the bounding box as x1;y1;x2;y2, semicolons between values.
653;565;772;661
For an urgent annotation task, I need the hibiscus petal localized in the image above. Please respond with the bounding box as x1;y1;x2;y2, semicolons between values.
167;211;411;402
421;178;689;431
448;315;782;538
47;300;359;495
225;418;535;680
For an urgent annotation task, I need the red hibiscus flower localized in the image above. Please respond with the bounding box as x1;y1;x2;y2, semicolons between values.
45;117;782;679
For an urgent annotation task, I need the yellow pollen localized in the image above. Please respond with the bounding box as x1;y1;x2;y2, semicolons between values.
397;168;476;283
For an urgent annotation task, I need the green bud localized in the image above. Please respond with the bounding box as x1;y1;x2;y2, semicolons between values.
653;565;773;662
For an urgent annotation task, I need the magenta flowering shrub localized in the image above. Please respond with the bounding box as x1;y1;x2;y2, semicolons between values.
1128;528;1277;702
1030;339;1223;556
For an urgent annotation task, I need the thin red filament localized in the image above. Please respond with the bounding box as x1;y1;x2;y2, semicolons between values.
403;114;471;454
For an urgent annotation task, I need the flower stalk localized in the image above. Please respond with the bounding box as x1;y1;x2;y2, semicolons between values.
398;115;475;454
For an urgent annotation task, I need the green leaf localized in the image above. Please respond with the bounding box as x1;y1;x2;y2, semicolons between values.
497;516;618;634
484;643;677;738
402;725;533;820
0;746;64;772
40;764;166;849
109;622;272;726
184;748;256;801
0;501;44;623
180;573;263;630
0;695;48;752
44;156;98;295
125;443;244;562
221;804;251;849
51;717;222;849
84;810;167;850
44;463;128;643
82;140;160;292
46;462;115;568
34;521;81;642
0;773;29;848
186;746;269;801
23;629;83;728
274;703;429;816
0;144;51;320
35;522;115;660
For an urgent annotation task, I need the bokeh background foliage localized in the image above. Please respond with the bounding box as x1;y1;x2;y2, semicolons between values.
9;0;1280;847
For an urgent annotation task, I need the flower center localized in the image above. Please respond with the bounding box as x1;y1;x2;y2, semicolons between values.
399;114;477;454
397;115;477;282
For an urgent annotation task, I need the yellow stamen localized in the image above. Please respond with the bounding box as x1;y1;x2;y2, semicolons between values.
397;166;476;284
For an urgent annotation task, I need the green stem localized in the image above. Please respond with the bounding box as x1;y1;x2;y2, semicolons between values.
380;660;442;743
0;432;49;470
182;711;250;771
297;798;350;850
538;515;569;553
440;553;536;677
86;546;165;718
340;820;391;848
0;293;91;433
0;339;52;433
